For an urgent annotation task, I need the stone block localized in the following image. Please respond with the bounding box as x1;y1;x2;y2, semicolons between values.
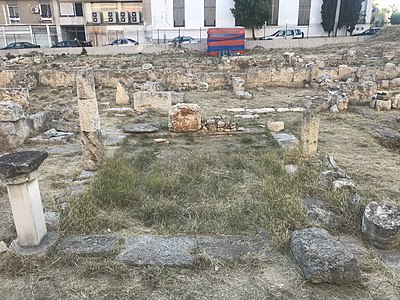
122;123;159;133
143;81;161;92
0;88;29;108
235;91;253;99
376;99;392;111
142;63;153;70
362;201;400;250
0;118;31;150
115;81;130;105
303;197;342;229
169;103;202;133
232;77;245;93
272;133;299;149
0;101;25;122
133;91;172;112
267;121;284;132
0;151;48;180
198;82;209;91
381;80;390;88
291;228;361;284
10;230;58;258
30;111;52;132
117;236;195;266
50;119;79;133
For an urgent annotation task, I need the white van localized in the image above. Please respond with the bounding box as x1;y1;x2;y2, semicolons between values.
260;29;304;40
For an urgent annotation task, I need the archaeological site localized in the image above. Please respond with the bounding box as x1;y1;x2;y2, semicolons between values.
0;26;400;299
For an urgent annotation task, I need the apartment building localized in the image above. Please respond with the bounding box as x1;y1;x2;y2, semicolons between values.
0;0;373;48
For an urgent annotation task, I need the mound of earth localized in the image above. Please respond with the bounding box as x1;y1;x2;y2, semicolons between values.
370;25;400;42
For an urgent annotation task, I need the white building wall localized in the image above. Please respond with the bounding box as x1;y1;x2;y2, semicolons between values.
216;0;235;27
150;0;173;29
278;0;299;26
185;1;203;28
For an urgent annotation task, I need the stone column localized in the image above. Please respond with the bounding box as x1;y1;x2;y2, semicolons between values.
301;110;320;158
76;69;102;171
0;151;48;247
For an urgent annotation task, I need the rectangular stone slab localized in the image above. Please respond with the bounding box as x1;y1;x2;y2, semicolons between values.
117;236;195;266
0;151;48;179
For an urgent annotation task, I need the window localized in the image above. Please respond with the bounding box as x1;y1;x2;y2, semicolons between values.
204;0;216;27
40;3;52;20
7;4;20;23
269;0;279;26
298;0;311;26
173;0;185;27
60;3;83;17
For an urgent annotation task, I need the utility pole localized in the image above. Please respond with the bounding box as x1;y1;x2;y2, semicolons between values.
333;0;342;37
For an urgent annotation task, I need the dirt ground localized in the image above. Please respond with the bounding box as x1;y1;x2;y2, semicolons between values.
1;34;400;299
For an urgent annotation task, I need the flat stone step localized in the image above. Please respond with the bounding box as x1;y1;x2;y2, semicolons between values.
117;235;268;267
272;133;299;149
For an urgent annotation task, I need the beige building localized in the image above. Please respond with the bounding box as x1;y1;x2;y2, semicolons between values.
0;1;147;47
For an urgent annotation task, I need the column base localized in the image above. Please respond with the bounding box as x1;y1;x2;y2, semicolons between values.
10;230;59;258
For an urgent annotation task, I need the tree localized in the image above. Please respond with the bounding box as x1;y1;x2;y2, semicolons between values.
391;12;400;24
321;0;337;36
231;0;272;40
339;0;364;35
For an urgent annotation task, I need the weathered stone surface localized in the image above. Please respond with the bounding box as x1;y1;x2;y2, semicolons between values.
376;99;392;111
171;92;185;104
76;69;96;100
198;82;209;91
267;121;284;132
285;164;298;174
196;236;266;260
246;108;276;114
123;123;159;133
0;101;25;122
118;236;195;266
44;212;61;230
390;78;400;87
43;128;57;139
327;90;348;111
57;235;119;257
81;131;102;171
30;111;52;132
232;77;245;93
272;133;299;149
10;230;59;258
362;201;400;250
303;197;342;229
301;110;320;157
142;63;153;70
371;125;400;149
0;151;48;179
169;103;202;133
143;81;161;92
235;91;253;99
78;98;101;132
50;119;79;133
0;88;29;107
115;81;130;105
377;250;400;277
202;117;237;132
133;91;172;112
291;228;361;284
0;241;7;254
0;118;31;150
333;178;356;191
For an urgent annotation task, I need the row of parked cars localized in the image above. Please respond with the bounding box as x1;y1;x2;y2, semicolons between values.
1;28;381;50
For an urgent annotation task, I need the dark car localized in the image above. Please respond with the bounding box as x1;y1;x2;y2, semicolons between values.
52;40;92;48
168;36;199;44
107;38;139;46
352;28;381;36
1;42;40;50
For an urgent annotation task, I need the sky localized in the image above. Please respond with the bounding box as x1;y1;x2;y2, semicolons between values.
375;0;398;9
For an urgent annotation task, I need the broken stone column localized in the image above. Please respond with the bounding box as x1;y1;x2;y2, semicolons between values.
115;81;130;105
0;151;49;248
301;110;320;158
169;103;202;133
76;69;102;171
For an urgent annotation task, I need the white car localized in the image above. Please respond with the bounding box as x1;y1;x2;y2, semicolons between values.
260;29;304;40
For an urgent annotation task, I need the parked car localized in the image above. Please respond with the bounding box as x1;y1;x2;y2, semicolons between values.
1;42;40;50
52;40;92;48
260;29;304;40
107;38;139;46
168;36;199;44
352;27;381;36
